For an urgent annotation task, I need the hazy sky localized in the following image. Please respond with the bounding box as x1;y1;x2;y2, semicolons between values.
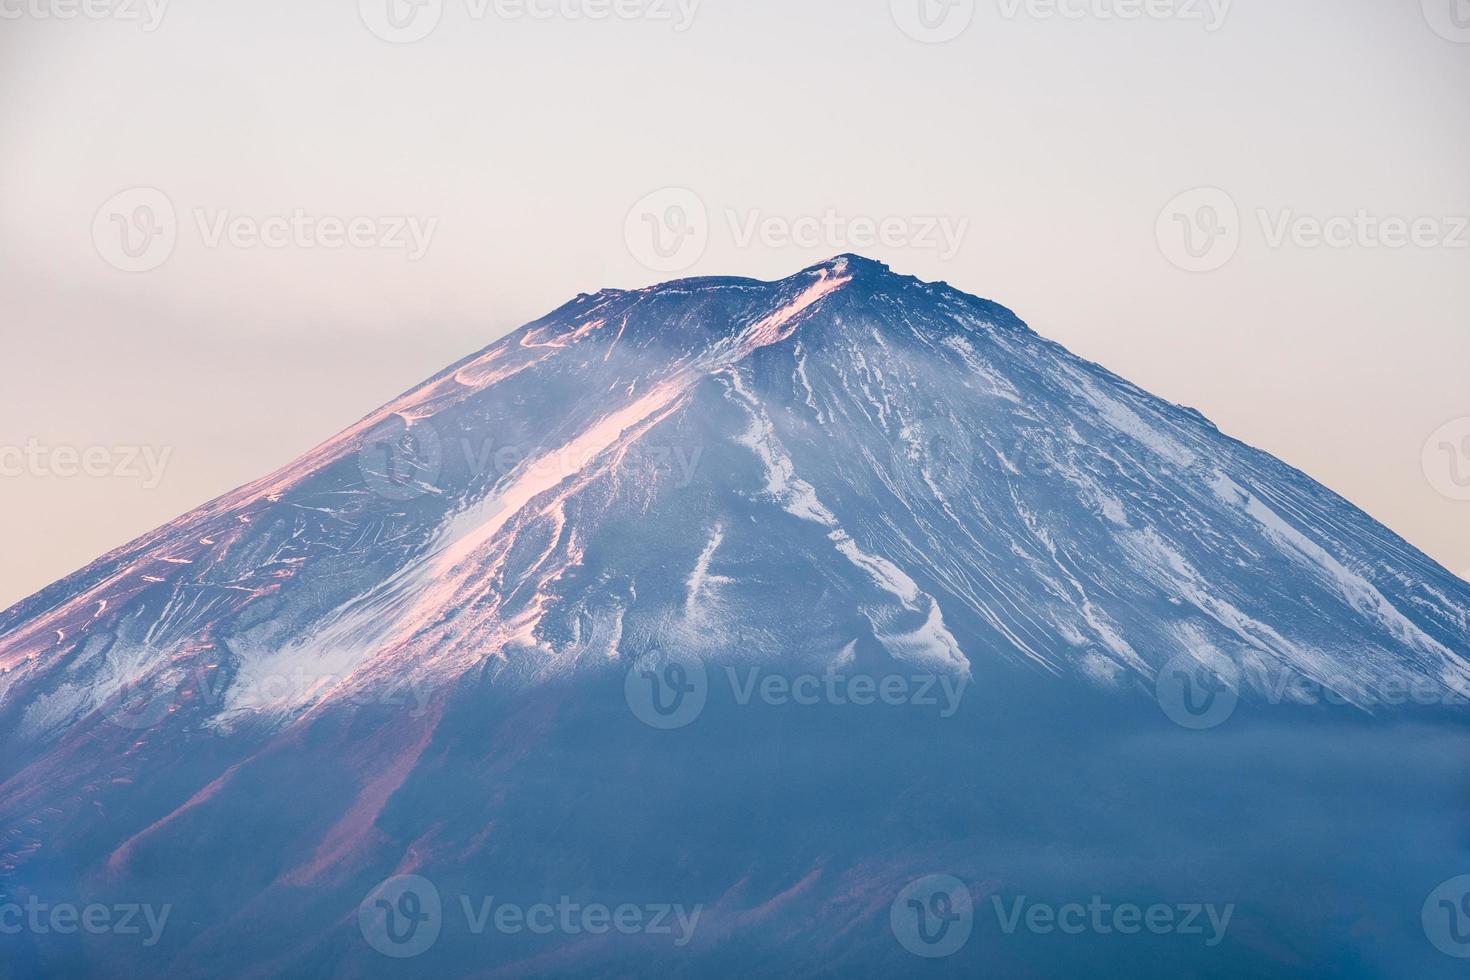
1;0;1467;609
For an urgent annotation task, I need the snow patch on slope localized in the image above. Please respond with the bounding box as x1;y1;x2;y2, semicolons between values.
686;524;730;617
942;334;1021;403
1211;473;1470;688
728;370;968;674
1069;371;1196;469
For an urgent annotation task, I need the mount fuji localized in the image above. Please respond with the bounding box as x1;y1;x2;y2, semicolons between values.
2;255;1468;978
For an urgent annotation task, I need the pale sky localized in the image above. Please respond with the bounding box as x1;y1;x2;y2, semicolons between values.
1;0;1468;609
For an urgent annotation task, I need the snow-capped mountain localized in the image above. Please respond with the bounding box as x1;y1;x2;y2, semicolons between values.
2;255;1468;978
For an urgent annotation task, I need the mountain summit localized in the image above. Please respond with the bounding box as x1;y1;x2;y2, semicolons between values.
2;257;1468;977
4;255;1464;734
